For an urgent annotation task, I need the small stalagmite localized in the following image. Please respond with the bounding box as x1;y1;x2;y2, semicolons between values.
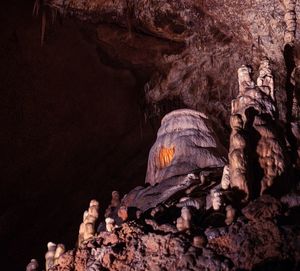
256;58;274;100
210;188;223;211
26;259;39;271
54;244;65;265
220;165;230;190
78;199;99;246
105;190;121;218
45;242;57;270
83;223;95;240
105;217;116;232
176;207;192;232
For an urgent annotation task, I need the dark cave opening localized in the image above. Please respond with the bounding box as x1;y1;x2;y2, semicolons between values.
0;1;166;270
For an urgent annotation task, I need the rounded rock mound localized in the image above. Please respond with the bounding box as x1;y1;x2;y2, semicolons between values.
145;109;228;185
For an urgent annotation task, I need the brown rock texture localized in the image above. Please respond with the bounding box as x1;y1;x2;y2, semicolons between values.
46;192;299;271
44;0;300;124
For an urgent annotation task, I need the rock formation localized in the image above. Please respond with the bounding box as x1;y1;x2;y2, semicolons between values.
78;200;100;246
229;60;290;200
104;191;121;221
26;259;39;271
105;217;116;233
176;206;192;232
145;109;227;185
54;244;66;265
284;0;297;45
45;242;57;270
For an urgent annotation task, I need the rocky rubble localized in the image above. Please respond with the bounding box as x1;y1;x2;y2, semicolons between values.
29;184;300;271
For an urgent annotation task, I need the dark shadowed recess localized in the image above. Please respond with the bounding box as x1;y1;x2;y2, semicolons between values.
0;1;185;270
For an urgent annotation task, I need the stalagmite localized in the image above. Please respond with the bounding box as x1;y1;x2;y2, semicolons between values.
83;223;95;240
88;199;100;219
210;188;223;211
220;165;230;190
105;191;121;218
254;116;285;194
78;199;99;246
45;242;57;270
54;244;65;265
229;60;289;199
228;114;249;198
176;207;192;232
26;259;39;271
237;65;255;95
105;217;116;232
257;58;274;101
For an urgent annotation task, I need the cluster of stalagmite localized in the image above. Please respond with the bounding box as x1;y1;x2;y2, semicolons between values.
228;59;288;200
78;199;100;246
25;104;298;271
45;242;65;270
283;0;297;45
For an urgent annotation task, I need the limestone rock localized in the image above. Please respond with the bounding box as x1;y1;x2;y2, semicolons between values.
242;195;283;221
145;109;227;185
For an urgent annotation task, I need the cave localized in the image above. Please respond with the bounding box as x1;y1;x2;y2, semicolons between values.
1;1;300;271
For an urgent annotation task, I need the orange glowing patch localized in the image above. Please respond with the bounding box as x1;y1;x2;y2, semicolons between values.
158;146;175;168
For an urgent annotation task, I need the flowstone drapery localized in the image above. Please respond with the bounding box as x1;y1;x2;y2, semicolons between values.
229;60;290;200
